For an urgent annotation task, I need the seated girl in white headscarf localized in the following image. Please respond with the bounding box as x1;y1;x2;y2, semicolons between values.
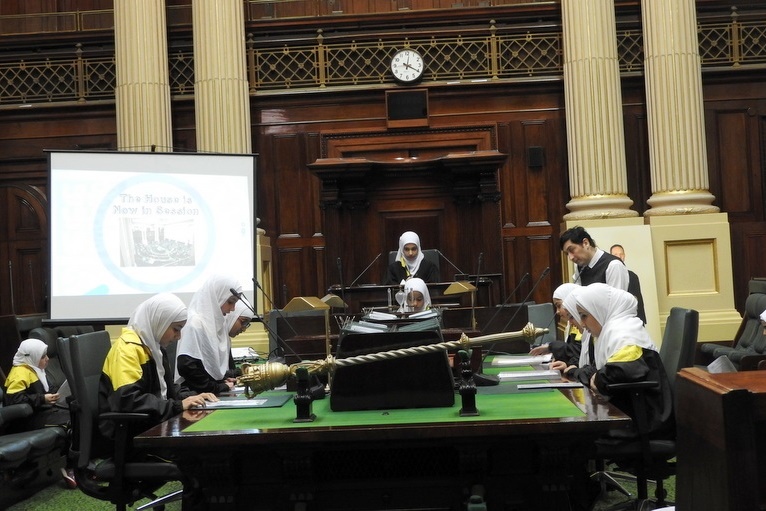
573;283;673;436
397;277;432;313
530;283;583;367
3;338;70;431
385;231;439;285
99;293;217;440
175;274;243;395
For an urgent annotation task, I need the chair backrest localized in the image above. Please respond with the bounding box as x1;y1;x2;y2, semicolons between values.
526;302;557;346
659;307;699;389
28;326;67;392
733;293;766;350
67;330;112;468
387;249;440;276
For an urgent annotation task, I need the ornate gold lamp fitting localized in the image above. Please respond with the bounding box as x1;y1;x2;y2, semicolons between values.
236;322;547;397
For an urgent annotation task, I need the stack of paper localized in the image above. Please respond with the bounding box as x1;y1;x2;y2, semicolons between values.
517;382;583;390
491;355;552;367
497;369;560;382
367;311;398;321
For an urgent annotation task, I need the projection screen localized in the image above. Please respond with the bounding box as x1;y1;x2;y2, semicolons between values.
48;150;256;322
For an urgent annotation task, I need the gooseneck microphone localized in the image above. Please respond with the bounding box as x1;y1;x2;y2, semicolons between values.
483;272;531;334
349;252;382;287
500;266;551;333
435;249;465;277
245;281;304;362
474;252;484;289
337;257;346;308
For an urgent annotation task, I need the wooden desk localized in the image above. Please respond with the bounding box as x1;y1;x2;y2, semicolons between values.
265;306;526;365
328;280;496;313
675;367;766;511
136;383;629;511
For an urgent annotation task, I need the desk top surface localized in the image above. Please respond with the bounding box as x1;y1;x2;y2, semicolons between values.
135;366;629;450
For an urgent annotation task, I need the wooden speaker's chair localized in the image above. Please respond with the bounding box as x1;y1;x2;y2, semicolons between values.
59;331;184;511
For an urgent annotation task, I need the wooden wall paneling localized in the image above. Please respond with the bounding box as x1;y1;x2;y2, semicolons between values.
268;132;327;304
497;115;565;304
730;223;766;313
621;86;651;216
0;243;8;315
709;109;756;217
0;185;48;315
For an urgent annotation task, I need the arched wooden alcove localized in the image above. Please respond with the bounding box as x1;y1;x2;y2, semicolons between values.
308;125;507;299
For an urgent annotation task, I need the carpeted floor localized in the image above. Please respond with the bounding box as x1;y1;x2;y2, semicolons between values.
5;479;183;511
6;470;674;510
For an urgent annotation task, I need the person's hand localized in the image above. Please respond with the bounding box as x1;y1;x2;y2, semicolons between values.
550;360;567;372
529;344;550;356
225;380;235;390
589;373;598;392
181;393;219;410
44;393;59;404
182;409;207;422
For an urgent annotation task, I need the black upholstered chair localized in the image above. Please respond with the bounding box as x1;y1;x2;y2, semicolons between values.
0;368;67;508
593;307;699;511
387;248;441;277
699;290;766;370
59;331;183;511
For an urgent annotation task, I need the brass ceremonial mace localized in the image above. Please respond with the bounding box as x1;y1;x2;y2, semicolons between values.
237;323;547;398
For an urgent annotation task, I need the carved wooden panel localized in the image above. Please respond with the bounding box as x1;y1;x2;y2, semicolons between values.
0;186;48;315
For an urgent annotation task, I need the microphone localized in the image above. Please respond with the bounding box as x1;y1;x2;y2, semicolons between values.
436;249;465;278
474;252;483;289
230;288;257;317
472;267;550;387
337;257;346;308
482;272;531;333
248;280;304;362
499;266;551;333
349;252;382;288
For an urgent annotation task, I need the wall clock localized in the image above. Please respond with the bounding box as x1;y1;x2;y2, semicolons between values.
390;49;424;84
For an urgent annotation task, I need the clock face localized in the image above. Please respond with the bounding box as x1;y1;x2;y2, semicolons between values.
390;49;424;84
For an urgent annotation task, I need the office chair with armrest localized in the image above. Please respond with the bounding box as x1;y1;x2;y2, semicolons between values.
699;288;766;370
59;331;184;511
592;307;699;511
0;367;68;508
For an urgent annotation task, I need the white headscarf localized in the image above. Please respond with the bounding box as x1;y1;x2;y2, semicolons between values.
575;283;657;368
224;300;251;338
13;338;49;391
399;277;431;312
128;293;187;398
395;231;425;279
176;274;242;382
552;283;578;302
562;287;591;367
760;308;766;322
553;283;579;344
